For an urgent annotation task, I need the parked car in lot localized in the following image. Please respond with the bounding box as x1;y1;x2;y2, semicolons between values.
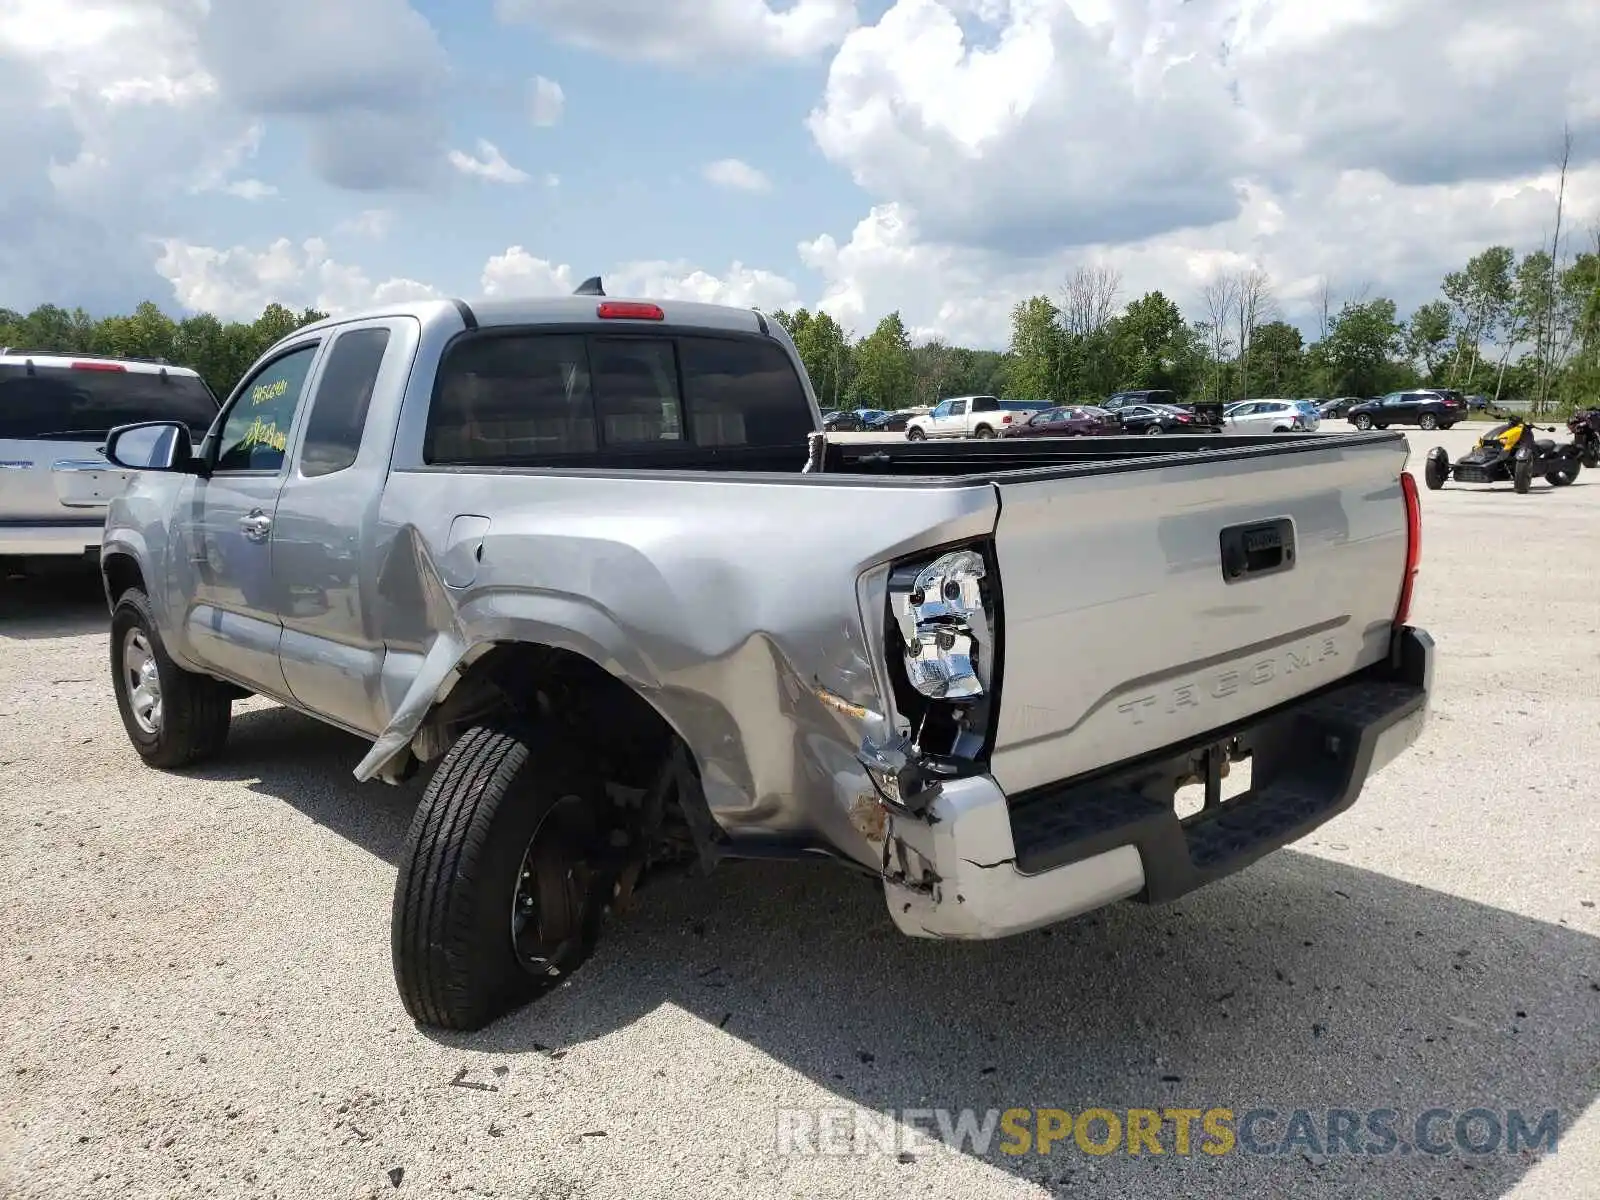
1346;390;1465;431
0;350;220;571
1000;405;1118;438
96;286;1432;1032
1320;397;1362;419
864;409;915;433
905;395;1043;440
821;409;866;432
1116;403;1197;434
1225;399;1314;433
1102;388;1178;413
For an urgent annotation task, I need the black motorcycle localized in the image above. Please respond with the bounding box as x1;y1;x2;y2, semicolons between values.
1567;407;1600;469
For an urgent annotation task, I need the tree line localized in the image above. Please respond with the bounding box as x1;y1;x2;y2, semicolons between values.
0;301;328;401
5;230;1596;418
770;233;1600;418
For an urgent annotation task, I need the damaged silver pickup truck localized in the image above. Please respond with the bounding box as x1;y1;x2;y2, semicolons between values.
98;284;1433;1030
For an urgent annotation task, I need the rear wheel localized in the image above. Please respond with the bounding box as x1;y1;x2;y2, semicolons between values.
1419;413;1438;431
906;427;926;441
392;723;610;1031
1145;424;1163;435
974;425;996;439
1354;414;1373;430
1548;463;1578;486
110;589;232;768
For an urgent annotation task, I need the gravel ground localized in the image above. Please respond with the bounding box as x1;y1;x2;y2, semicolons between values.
2;428;1597;1200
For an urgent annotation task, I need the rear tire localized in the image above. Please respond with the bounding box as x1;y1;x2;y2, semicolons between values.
1419;413;1438;431
974;425;996;439
1145;424;1163;435
1548;464;1578;486
110;588;232;768
392;723;609;1031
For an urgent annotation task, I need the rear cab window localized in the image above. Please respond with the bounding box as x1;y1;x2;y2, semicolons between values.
0;362;219;442
424;331;815;466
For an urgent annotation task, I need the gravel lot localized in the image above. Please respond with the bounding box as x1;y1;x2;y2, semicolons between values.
2;427;1597;1200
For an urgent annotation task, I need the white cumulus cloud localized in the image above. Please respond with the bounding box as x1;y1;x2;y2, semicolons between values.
494;0;858;63
448;139;531;184
528;74;564;126
703;158;773;193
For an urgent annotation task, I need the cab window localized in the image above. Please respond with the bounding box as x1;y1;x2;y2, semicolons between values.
214;345;318;473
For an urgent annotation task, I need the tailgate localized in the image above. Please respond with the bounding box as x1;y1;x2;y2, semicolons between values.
988;436;1409;795
0;438;131;522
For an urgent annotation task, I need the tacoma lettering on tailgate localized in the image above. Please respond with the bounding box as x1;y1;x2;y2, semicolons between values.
1116;637;1341;726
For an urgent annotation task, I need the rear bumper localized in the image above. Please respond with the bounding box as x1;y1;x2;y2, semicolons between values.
0;518;106;558
885;626;1434;939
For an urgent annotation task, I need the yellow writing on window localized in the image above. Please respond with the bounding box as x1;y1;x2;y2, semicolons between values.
251;377;290;406
240;415;287;453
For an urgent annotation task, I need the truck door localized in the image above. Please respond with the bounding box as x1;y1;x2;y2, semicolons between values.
939;397;967;437
183;340;322;695
272;319;415;735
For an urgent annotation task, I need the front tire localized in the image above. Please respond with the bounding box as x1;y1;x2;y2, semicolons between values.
1513;453;1533;494
1354;414;1373;430
1424;452;1448;491
392;724;609;1031
110;589;232;768
906;427;927;441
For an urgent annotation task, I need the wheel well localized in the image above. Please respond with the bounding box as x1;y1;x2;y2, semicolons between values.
102;552;145;610
417;642;719;869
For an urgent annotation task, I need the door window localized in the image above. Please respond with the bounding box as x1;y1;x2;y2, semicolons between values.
214;345;319;473
299;328;390;477
949;399;967;416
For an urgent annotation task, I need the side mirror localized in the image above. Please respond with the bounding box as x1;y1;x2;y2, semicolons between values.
104;421;200;473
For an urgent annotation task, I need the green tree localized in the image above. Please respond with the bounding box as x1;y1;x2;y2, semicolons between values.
1441;245;1515;388
1323;298;1404;395
784;307;852;409
1003;295;1064;401
850;311;914;408
1247;321;1304;395
1405;300;1452;380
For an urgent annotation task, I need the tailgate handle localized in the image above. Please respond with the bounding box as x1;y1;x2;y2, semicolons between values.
1220;518;1295;582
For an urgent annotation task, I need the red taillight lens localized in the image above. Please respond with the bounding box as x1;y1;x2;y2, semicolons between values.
596;301;664;320
71;361;126;371
1178;413;1193;422
1395;470;1421;625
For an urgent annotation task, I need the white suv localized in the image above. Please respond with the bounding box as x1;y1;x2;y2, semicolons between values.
0;351;219;566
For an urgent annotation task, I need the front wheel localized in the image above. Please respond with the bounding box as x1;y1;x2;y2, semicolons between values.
110;589;232;768
1354;414;1373;430
1424;453;1448;491
1513;453;1533;494
906;427;926;441
1419;413;1438;431
392;724;610;1031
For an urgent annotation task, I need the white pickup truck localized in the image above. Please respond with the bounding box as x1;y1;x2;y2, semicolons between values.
905;395;1044;440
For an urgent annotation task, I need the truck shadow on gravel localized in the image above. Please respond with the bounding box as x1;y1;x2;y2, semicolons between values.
212;706;1599;1199
0;568;107;640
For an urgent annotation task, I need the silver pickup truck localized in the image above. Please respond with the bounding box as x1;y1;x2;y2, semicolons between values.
98;286;1433;1031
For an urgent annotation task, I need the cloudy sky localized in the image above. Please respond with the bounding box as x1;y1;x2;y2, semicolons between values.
2;0;1597;348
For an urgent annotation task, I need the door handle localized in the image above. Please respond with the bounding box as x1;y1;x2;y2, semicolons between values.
239;510;273;542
